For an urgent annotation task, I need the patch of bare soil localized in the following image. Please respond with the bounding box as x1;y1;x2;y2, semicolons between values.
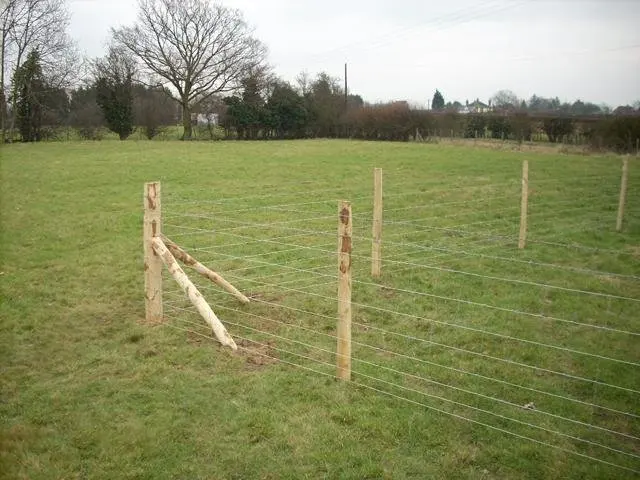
626;245;640;259
236;338;279;369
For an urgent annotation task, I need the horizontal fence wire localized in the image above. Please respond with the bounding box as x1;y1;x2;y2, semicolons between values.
164;268;639;392
161;316;640;475
163;231;640;337
163;298;640;441
164;305;639;460
160;164;639;474
163;215;637;282
163;289;639;420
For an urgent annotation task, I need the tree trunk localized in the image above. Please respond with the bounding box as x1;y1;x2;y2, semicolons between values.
0;59;4;143
181;102;192;140
0;27;7;143
0;89;5;144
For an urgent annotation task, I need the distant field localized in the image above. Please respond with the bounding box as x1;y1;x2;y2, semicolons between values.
1;140;638;479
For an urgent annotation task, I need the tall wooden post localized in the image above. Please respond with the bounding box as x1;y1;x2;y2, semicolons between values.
518;161;529;249
337;201;352;381
372;168;383;278
616;157;629;232
144;182;163;323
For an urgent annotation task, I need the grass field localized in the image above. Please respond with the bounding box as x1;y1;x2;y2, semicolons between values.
1;139;638;479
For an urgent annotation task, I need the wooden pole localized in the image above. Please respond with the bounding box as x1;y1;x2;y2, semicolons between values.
152;237;237;351
371;168;383;278
518;160;529;249
144;181;163;323
337;201;352;381
616;157;629;232
344;63;348;112
162;235;250;304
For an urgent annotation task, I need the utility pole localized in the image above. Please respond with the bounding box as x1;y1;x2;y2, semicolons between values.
344;63;348;111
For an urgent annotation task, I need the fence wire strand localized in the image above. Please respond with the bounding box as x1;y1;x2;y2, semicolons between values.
160;317;640;475
160;171;639;475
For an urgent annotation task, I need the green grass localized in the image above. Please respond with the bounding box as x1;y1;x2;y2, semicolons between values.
1;140;638;479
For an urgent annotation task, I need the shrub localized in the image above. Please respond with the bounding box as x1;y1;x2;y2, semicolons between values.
587;116;640;153
542;117;574;143
464;115;486;138
487;116;512;139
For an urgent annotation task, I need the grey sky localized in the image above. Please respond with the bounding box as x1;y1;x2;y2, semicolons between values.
68;0;640;107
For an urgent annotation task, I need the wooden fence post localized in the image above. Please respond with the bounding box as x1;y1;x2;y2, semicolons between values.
372;168;383;278
144;181;163;323
518;161;529;249
337;201;352;381
616;157;629;232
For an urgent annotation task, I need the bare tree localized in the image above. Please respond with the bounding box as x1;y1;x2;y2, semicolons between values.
1;0;77;141
295;70;311;96
1;0;20;142
113;0;266;140
490;89;520;110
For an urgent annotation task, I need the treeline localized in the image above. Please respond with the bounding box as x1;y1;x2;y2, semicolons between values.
6;46;639;153
219;71;362;140
6;71;178;141
11;66;640;154
3;0;639;153
341;103;640;154
217;83;639;153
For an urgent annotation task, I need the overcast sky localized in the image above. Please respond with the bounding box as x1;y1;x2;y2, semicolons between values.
68;0;640;107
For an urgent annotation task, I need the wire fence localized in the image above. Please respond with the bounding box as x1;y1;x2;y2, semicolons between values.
158;158;639;475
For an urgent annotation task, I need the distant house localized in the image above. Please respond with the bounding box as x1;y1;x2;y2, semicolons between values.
460;99;491;114
613;105;636;116
191;112;219;125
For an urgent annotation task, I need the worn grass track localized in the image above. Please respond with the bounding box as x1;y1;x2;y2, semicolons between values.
1;139;638;479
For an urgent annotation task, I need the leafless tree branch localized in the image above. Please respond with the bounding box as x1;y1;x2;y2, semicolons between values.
112;0;266;139
1;0;78;140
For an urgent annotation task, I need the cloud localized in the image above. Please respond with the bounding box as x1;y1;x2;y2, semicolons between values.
67;0;640;106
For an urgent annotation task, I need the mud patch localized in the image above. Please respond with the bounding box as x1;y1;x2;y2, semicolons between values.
626;245;640;259
237;338;279;369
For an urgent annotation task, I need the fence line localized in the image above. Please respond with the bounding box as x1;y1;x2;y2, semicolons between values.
165;268;639;393
368;238;640;280
164;234;640;335
186;238;640;330
165;179;522;207
164;210;632;281
171;239;640;336
165;202;623;237
161;316;640;475
164;298;640;440
165;288;638;421
166;305;639;460
156;162;638;475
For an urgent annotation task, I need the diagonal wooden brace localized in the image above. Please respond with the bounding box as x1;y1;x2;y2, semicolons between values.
152;237;237;351
162;235;250;305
